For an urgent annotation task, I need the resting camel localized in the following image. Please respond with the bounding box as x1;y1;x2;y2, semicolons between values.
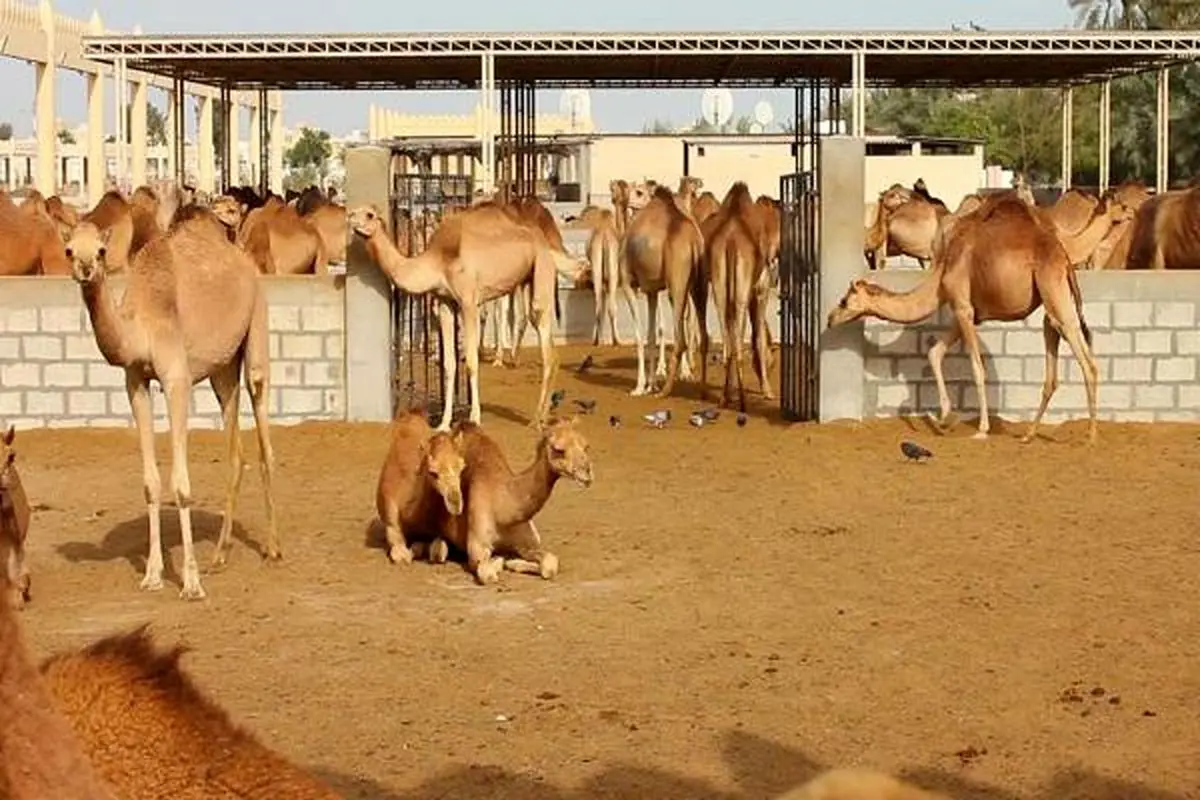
0;427;32;611
431;417;592;585
774;768;952;800
40;627;340;798
0;190;71;275
623;183;705;397
0;499;118;798
348;203;566;432
563;205;624;346
375;408;466;565
865;182;948;269
829;192;1100;443
695;182;774;410
64;211;281;601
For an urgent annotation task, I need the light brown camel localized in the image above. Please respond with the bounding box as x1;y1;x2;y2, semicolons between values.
1046;187;1099;236
774;768;952;800
865;183;948;269
829;193;1100;443
40;626;340;798
563;204;625;346
623;183;705;397
375;408;466;564
300;194;347;266
221;195;327;275
694;182;774;410
348;203;564;431
75;191;136;272
1091;182;1153;269
674;176;704;216
693;190;720;224
1121;184;1200;270
0;427;32;611
610;178;632;235
0;190;71;275
64;212;281;601
431;417;592;585
0;504;119;799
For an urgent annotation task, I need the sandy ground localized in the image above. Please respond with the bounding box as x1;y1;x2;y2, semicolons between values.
11;344;1200;800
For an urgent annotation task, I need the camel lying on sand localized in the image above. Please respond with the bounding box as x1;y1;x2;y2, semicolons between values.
65;209;281;601
0;427;32;611
774;768;953;800
431;417;593;585
375;408;466;565
829;191;1100;443
40;627;340;798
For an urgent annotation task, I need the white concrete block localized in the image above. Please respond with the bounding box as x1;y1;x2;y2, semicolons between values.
1113;301;1154;328
270;362;303;387
303;362;339;387
1004;384;1043;411
280;388;323;415
0;392;20;416
109;391;131;416
323;389;343;416
0;363;39;388
975;328;1005;353
1179;385;1200;410
1098;384;1132;410
894;358;930;380
269;305;300;332
87;363;125;388
1005;330;1044;355
43;363;85;388
65;334;100;360
1080;301;1111;330
282;334;324;360
268;333;281;360
40;307;82;332
1118;411;1158;423
188;417;220;431
1092;330;1132;355
868;328;919;356
1134;384;1175;409
24;392;64;416
68;391;108;416
1154;301;1195;328
87;417;130;428
1134;330;1172;354
1155;357;1196;383
301;304;342;332
0;337;19;360
4;418;44;430
22;336;63;361
193;391;221;416
2;309;38;333
1154;410;1200;423
1176;331;1200;355
863;358;894;381
324;334;343;359
1111;358;1153;382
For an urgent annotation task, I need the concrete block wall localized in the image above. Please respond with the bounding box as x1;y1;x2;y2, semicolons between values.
859;269;1200;423
0;276;345;430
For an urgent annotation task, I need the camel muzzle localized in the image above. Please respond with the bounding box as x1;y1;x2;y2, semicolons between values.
443;489;464;516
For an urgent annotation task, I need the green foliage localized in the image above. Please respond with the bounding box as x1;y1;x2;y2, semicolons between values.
57;128;76;145
641;114;760;135
285;127;333;171
0;122;12;141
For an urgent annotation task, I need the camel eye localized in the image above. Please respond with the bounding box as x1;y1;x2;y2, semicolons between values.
64;247;73;259
97;247;106;259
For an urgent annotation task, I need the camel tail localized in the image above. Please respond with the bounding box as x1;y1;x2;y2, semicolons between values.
549;248;585;282
1067;268;1093;348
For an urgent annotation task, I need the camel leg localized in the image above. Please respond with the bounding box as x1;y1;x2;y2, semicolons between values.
209;361;246;571
529;299;560;429
750;290;774;400
466;512;503;585
492;295;511;368
952;307;990;439
511;284;531;366
382;505;414;565
646;292;662;384
605;241;624;346
245;293;282;561
127;374;164;592
657;277;692;399
590;238;604;346
462;302;483;426
502;521;558;580
692;262;713;402
678;293;698;380
1038;279;1101;443
162;377;204;600
1020;317;1062;445
623;285;651;395
428;537;450;564
435;301;457;432
925;322;962;431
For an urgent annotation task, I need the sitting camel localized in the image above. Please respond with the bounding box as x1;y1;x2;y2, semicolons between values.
348;203;567;431
64;210;281;601
375;408;466;565
39;627;340;798
829;192;1100;443
0;427;32;611
774;768;952;800
431;417;592;585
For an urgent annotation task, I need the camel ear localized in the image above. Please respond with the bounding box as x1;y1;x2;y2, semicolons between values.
2;426;13;447
99;226;113;246
850;278;867;291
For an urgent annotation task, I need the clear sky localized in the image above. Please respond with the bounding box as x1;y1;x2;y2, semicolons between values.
0;0;1074;137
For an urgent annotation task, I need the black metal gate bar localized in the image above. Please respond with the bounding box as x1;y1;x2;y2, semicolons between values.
172;77;186;186
258;88;270;196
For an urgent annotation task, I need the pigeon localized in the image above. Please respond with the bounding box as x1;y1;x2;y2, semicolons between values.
643;409;671;428
577;354;595;374
736;413;748;427
549;389;566;410
609;415;622;428
696;407;720;422
900;441;933;462
573;399;597;414
688;413;706;428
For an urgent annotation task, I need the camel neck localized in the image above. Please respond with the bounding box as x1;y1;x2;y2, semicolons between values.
80;279;133;367
1062;209;1116;265
497;448;558;527
366;231;446;296
865;271;942;324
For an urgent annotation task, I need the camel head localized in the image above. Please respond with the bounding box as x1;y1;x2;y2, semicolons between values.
64;221;112;284
423;431;466;516
347;205;387;239
827;277;884;328
879;184;912;212
609;179;629;205
539;416;593;488
210;195;246;231
677;176;703;196
628;181;655;211
0;425;32;610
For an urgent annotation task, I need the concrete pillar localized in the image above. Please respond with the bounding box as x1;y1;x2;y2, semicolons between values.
249;101;261;187
227;100;240;185
86;71;105;205
343;145;394;422
269;107;283;194
164;89;176;181
198;94;215;193
130;77;148;189
34;0;57;195
368;105;379;141
817;136;867;423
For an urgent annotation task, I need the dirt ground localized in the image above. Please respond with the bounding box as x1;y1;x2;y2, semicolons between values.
11;343;1200;800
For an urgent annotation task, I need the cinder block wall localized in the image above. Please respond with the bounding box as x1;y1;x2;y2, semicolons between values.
0;277;345;430
860;270;1200;423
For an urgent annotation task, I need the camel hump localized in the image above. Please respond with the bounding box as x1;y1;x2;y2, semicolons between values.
722;182;755;212
651;185;676;205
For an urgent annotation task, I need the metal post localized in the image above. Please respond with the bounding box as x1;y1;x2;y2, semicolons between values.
172;77;186;186
1099;79;1111;194
218;84;232;191
1060;86;1074;190
479;52;495;195
850;51;866;138
1156;68;1169;193
258;88;270;195
113;58;127;191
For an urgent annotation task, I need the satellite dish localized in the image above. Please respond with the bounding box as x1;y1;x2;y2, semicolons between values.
700;88;734;128
749;122;764;134
753;100;775;128
559;90;592;131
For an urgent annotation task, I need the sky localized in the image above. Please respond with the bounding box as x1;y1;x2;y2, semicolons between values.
0;0;1075;138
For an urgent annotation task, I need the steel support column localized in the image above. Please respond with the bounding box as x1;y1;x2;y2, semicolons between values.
1099;79;1111;194
258;88;270;195
1156;67;1170;193
1060;86;1074;190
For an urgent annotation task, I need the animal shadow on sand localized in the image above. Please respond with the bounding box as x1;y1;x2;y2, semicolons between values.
56;509;261;589
313;730;1191;800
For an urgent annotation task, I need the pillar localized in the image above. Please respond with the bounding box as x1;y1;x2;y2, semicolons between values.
227;99;241;185
479;51;496;194
86;71;105;205
130;77;148;188
198;94;215;193
164;88;176;181
849;51;866;138
1060;86;1074;190
1156;68;1169;193
269;106;284;195
1099;80;1111;194
249;101;262;188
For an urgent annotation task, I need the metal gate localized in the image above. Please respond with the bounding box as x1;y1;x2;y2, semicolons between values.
778;77;841;422
389;160;474;419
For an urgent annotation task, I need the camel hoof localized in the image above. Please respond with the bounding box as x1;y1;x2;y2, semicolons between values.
389;545;414;565
208;552;229;573
179;583;207;602
139;574;164;592
1019;433;1036;445
971;431;989;441
264;548;284;562
429;539;450;565
539;554;560;580
630;387;650;397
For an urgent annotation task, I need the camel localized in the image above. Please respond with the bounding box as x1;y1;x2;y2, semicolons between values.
220;195;327;275
563;205;625;346
1090;182;1153;269
829;192;1100;443
39;626;340;798
1122;184;1200;270
1046;188;1100;236
348;203;566;432
610;178;632;235
693;190;720;224
64;211;281;601
0;190;71;275
431;417;592;585
299;192;347;267
674;176;704;216
0;505;118;799
375;408;466;565
75;191;136;272
623;183;705;396
774;768;952;800
694;182;774;410
865;182;948;269
0;427;32;611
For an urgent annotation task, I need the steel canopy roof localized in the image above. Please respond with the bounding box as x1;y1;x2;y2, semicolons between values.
80;30;1200;90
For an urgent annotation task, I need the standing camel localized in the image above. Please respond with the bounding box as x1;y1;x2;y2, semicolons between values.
64;212;281;601
563;205;624;346
829;192;1099;443
348;203;567;431
0;427;32;611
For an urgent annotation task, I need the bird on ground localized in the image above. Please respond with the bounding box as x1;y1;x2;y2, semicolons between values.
573;399;597;414
549;389;566;410
644;410;671;428
696;407;720;422
577;354;595;374
609;415;621;428
900;441;933;462
736;413;748;427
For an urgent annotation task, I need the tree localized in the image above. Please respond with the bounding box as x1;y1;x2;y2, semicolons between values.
0;122;12;141
57;128;76;145
641;118;675;134
116;104;169;146
285;126;332;171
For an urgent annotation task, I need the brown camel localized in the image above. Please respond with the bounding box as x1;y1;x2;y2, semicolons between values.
375;408;466;564
40;627;340;799
75;191;136;272
219;195;327;275
348;203;564;431
431;417;592;585
0;190;71;275
1090;182;1153;269
695;182;774;410
674;176;704;216
0;505;118;799
623;183;705;397
64;212;281;601
774;768;952;800
1121;184;1200;270
1046;188;1099;236
0;427;32;611
563;205;625;346
865;183;948;269
693;190;720;224
610;178;632;235
829;193;1099;442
